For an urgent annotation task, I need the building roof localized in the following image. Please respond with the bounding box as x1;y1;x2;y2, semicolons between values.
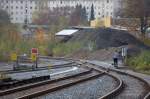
56;29;78;36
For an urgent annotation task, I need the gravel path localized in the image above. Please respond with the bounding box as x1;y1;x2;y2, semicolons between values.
34;75;118;99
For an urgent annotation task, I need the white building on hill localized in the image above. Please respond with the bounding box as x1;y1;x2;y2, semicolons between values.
0;0;121;23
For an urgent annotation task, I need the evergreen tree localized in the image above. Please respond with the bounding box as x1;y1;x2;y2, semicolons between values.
81;7;87;20
90;4;95;20
0;9;10;25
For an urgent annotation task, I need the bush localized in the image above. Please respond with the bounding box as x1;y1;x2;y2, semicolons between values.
142;38;150;46
127;51;150;72
52;42;83;56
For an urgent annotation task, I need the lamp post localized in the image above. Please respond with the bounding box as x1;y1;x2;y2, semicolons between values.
24;0;28;29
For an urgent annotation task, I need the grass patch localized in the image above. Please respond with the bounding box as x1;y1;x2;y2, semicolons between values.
0;36;83;61
52;42;83;56
126;51;150;75
142;38;150;46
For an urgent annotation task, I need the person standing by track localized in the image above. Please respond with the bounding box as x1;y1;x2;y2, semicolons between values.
113;50;119;68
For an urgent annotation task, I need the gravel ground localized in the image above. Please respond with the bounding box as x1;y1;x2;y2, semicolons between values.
88;61;149;99
0;59;70;71
7;67;80;80
38;59;71;67
0;62;12;71
0;67;92;99
34;75;118;99
111;72;148;99
1;70;98;99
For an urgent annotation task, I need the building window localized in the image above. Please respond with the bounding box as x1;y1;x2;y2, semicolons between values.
106;12;109;16
21;6;23;9
16;6;18;9
107;0;109;3
30;7;32;9
6;6;9;9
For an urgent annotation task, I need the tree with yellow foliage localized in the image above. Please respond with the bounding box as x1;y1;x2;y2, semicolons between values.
35;28;46;44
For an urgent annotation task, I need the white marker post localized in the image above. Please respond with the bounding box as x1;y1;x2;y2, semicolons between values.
121;46;128;64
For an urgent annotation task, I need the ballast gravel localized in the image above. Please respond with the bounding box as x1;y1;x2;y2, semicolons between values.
35;75;118;99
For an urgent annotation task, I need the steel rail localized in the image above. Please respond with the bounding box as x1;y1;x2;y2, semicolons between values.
17;71;103;99
0;69;92;96
83;60;150;99
48;57;150;99
0;61;76;74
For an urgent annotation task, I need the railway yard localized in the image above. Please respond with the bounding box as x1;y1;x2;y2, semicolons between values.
0;57;149;99
0;0;150;98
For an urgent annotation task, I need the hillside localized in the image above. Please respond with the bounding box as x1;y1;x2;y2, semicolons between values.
66;28;150;60
69;28;149;49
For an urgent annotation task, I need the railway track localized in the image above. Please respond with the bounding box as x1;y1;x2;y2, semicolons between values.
38;57;150;99
35;63;122;99
83;61;150;99
0;57;149;99
0;61;76;74
0;59;122;99
0;67;105;99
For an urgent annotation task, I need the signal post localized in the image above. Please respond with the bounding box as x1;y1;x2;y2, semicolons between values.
31;48;38;69
11;52;18;70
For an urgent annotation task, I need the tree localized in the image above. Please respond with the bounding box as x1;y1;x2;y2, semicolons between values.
81;7;87;21
69;5;88;25
32;10;49;25
35;28;46;44
69;5;81;25
0;9;10;25
120;0;150;36
90;4;95;21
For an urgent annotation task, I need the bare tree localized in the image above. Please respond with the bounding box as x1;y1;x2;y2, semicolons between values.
69;5;88;26
120;0;150;36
